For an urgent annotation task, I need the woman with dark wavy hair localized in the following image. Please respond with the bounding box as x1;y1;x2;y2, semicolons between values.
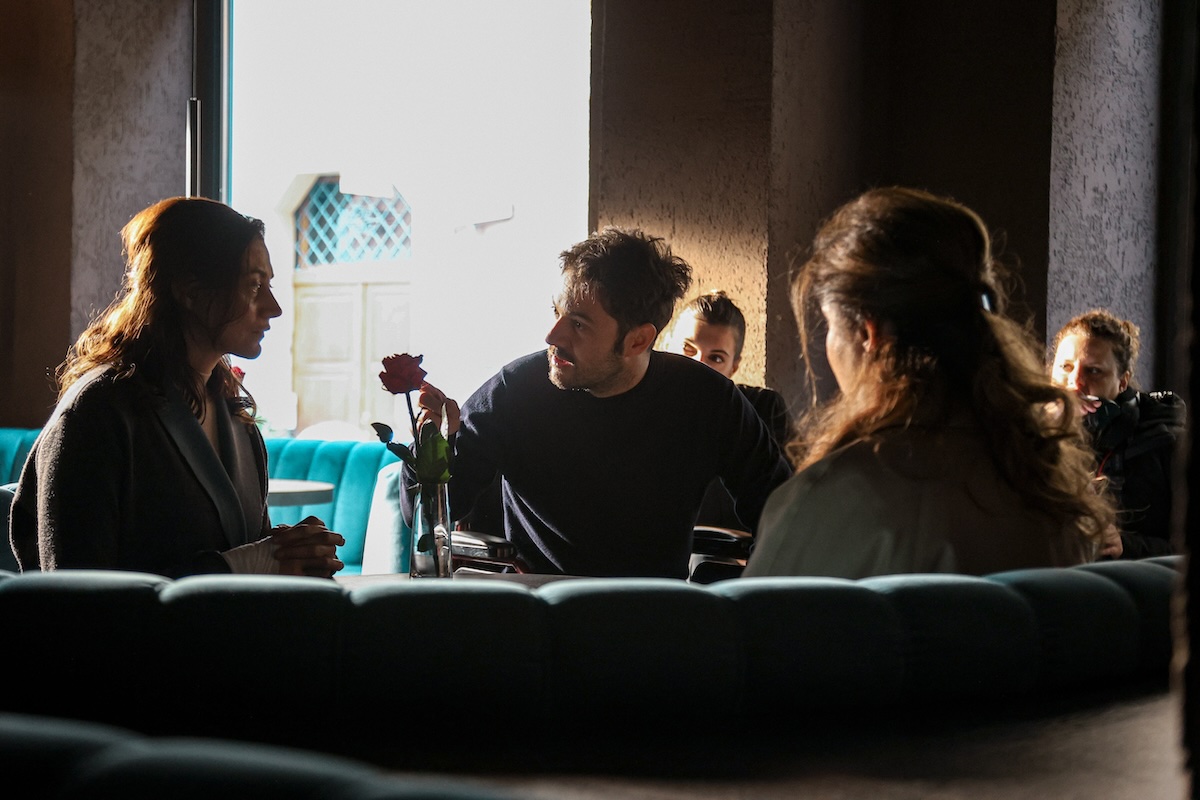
9;197;344;578
744;187;1115;578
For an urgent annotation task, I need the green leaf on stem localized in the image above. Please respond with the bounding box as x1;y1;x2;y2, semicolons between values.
373;422;417;468
414;420;452;484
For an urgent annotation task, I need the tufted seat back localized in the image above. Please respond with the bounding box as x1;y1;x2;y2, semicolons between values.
0;557;1180;752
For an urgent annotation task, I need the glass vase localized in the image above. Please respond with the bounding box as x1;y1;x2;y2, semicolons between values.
411;482;452;578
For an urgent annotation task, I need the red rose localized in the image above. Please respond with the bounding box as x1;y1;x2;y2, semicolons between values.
231;366;246;381
379;353;427;395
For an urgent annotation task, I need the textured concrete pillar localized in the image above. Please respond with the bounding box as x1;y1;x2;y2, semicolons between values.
1048;0;1162;383
71;0;192;336
0;0;191;425
0;0;74;425
768;1;867;407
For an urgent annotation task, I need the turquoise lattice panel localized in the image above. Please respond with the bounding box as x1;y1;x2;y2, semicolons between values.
295;176;412;268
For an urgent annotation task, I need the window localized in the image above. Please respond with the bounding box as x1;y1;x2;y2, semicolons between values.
295;177;413;268
224;1;591;436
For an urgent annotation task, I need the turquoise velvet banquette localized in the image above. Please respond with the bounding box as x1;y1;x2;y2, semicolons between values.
2;427;400;575
262;438;400;574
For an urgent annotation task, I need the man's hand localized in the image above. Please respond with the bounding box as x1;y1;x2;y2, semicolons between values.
271;516;346;578
1076;393;1104;417
415;381;461;437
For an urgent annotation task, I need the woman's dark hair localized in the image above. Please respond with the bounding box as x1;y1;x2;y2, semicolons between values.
58;196;265;420
559;227;693;350
790;186;1113;546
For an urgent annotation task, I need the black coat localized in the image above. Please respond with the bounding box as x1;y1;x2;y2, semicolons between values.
9;368;270;577
695;384;793;531
1087;388;1187;558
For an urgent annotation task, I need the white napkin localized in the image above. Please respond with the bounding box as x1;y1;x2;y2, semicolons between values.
220;536;281;574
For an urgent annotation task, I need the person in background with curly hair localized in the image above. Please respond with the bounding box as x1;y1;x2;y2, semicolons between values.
744;187;1116;579
9;197;344;578
1050;309;1186;558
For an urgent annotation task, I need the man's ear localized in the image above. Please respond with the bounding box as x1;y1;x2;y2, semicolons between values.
1119;371;1130;393
623;323;658;357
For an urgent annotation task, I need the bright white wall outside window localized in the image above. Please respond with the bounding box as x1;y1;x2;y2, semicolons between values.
228;0;590;436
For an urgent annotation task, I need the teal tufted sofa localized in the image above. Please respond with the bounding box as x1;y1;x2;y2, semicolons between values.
1;427;38;485
0;556;1180;768
2;427;41;573
2;428;400;574
263;438;400;573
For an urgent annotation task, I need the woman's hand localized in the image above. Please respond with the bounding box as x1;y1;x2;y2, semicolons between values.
271;516;346;578
1098;524;1124;560
415;381;461;437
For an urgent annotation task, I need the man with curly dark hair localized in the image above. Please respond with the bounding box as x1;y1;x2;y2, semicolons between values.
1051;308;1186;558
398;227;792;578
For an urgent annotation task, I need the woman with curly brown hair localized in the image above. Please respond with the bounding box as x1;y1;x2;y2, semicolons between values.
744;187;1115;579
9;197;344;578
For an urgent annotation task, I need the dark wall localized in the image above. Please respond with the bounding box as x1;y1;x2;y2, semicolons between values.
767;1;868;405
0;0;75;426
860;1;1057;334
770;1;1057;406
590;0;776;383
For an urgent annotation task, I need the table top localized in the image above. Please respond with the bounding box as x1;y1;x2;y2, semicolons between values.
267;478;335;506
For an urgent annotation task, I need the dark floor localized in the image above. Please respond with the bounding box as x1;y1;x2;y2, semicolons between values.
382;688;1187;799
